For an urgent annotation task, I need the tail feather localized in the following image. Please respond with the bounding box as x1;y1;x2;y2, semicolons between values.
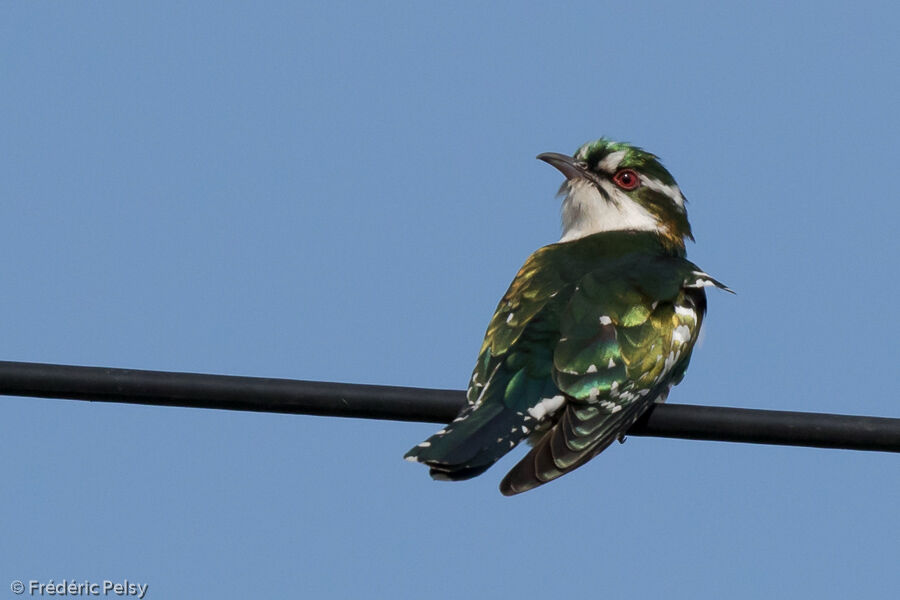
499;398;652;496
428;463;493;482
404;401;532;481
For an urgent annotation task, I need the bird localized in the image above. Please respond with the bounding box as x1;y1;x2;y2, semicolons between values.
404;138;730;495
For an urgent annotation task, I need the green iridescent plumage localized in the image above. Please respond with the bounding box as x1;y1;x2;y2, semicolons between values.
405;138;728;495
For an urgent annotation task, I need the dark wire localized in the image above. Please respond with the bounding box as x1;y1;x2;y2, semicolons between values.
1;360;898;452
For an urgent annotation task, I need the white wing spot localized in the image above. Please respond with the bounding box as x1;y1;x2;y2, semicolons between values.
506;313;515;324
672;324;691;344
599;315;612;325
664;351;677;371
674;305;696;319
527;394;566;420
685;271;720;288
417;441;431;448
600;400;618;411
587;364;598;373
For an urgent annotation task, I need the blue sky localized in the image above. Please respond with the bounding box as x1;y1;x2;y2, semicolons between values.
2;2;898;598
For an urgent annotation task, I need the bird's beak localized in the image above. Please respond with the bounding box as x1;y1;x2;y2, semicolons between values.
536;152;586;181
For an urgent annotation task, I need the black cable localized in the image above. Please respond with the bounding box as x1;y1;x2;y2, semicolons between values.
1;360;898;452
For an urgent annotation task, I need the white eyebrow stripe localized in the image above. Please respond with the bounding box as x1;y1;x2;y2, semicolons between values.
641;176;685;208
597;150;626;173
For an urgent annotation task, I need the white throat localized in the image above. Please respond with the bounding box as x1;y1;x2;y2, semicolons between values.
559;179;662;242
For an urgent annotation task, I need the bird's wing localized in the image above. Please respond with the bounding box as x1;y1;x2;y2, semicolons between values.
405;247;571;479
499;255;721;495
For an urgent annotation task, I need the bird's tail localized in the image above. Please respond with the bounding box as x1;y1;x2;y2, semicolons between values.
404;400;533;481
499;397;653;495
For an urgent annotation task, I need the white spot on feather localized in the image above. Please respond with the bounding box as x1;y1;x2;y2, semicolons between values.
587;364;598;373
675;305;696;319
417;441;431;448
527;394;566;420
472;363;502;407
599;315;612;325
664;351;678;372
600;400;624;413
685;271;720;288
600;400;617;410
672;324;691;344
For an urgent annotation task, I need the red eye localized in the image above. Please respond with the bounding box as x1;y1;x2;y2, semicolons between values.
612;169;640;190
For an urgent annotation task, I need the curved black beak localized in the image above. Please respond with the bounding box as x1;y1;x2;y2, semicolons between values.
536;152;586;181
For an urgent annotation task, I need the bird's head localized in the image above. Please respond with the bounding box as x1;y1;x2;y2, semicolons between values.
539;138;692;251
